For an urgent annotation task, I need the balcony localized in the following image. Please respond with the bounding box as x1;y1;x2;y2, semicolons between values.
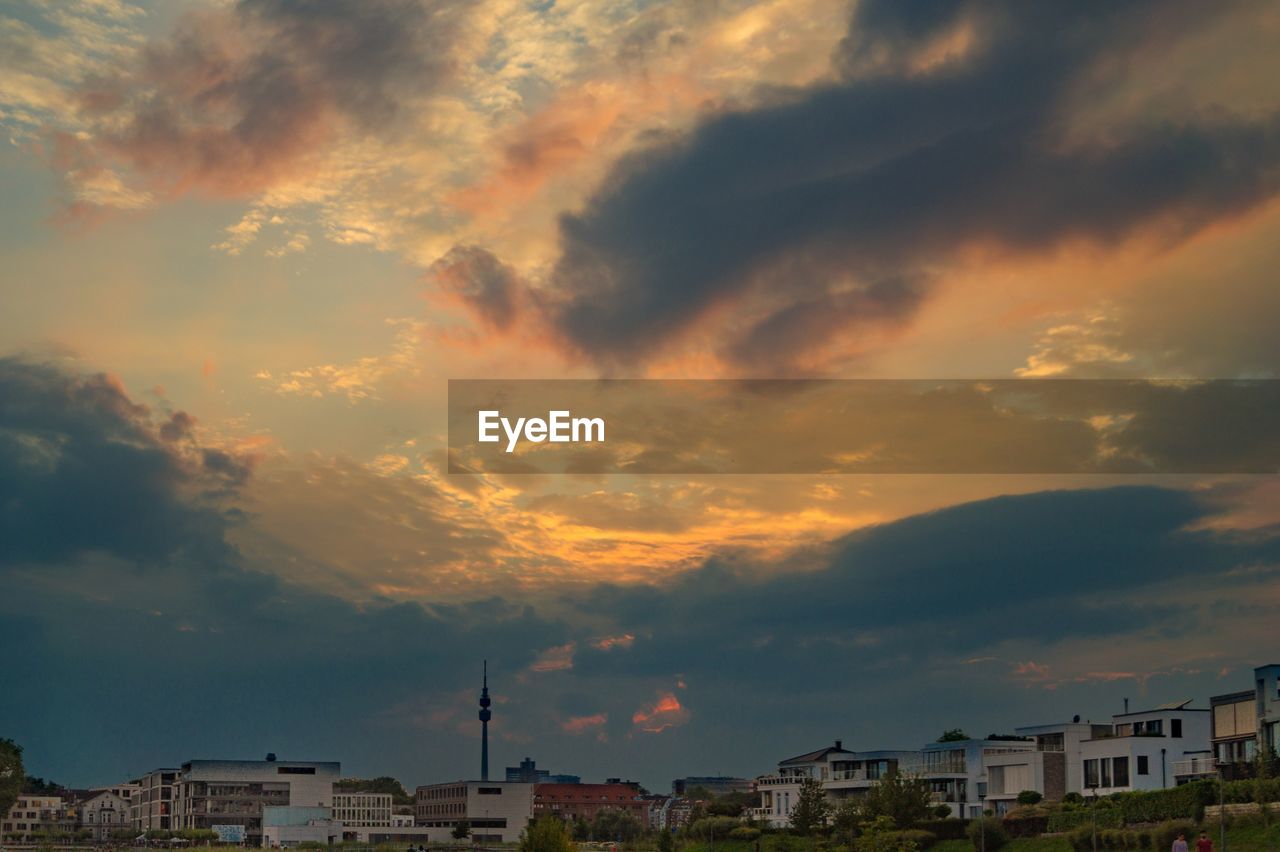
754;776;800;788
1173;757;1219;778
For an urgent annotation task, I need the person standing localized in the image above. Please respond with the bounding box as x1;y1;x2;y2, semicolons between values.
1196;831;1215;852
1172;832;1189;852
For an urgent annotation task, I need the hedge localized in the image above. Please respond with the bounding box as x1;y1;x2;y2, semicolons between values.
1106;778;1280;825
1047;809;1122;833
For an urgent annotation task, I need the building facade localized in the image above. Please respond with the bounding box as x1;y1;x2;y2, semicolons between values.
414;780;534;844
331;792;393;827
982;721;1112;813
1077;703;1212;795
1210;664;1280;778
169;758;339;845
77;784;140;840
132;769;180;832
532;782;648;826
2;795;66;842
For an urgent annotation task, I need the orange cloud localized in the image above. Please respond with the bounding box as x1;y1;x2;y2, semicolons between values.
591;633;635;651
530;642;576;672
632;692;691;733
562;713;608;734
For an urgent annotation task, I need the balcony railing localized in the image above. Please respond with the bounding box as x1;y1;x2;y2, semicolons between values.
1173;757;1219;777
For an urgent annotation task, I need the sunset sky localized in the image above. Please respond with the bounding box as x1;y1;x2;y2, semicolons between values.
2;0;1280;791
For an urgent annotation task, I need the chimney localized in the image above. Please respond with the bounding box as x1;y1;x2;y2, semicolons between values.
1123;698;1129;714
266;753;277;762
835;740;843;750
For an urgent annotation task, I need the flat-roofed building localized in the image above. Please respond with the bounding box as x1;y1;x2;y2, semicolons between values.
132;769;180;832
332;792;393;827
170;758;339;845
415;780;534;844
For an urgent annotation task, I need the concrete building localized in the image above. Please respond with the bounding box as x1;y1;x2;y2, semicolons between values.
1210;664;1280;778
1077;702;1212;795
414;780;534;844
132;768;180;832
169;758;340;845
331;791;393;827
532;782;649;826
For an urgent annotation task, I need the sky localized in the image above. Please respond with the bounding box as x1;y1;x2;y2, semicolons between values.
1;0;1279;793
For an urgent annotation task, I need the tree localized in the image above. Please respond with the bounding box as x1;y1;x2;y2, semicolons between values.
855;815;919;852
452;819;472;840
592;808;642;841
1015;790;1042;806
788;778;830;836
520;816;574;852
335;776;415;807
858;772;933;829
0;740;22;824
936;730;968;743
657;827;675;852
571;817;590;841
832;798;861;845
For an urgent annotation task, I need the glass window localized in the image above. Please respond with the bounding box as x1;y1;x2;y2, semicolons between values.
1137;756;1149;775
1101;759;1112;788
1113;757;1129;787
1171;719;1182;738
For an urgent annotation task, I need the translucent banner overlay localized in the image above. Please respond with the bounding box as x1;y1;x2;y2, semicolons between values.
447;379;1280;475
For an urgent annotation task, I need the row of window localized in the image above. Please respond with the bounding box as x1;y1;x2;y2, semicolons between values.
1083;755;1154;789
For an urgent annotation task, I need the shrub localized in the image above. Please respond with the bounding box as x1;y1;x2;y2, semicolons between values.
897;830;937;849
729;827;763;841
1048;808;1122;833
931;806;951;820
1016;791;1044;806
964;817;1007;850
1146;820;1198;851
912;820;966;841
687;816;743;840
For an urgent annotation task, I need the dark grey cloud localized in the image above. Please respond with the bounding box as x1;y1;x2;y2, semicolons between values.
429;245;522;331
545;0;1280;371
0;358;238;568
69;0;466;197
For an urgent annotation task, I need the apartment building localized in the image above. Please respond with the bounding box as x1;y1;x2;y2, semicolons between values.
414;780;534;843
2;795;66;842
1210;664;1280;779
532;782;649;825
132;768;180;832
1077;702;1211;795
168;758;339;845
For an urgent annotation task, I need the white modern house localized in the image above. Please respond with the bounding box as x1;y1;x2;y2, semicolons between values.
1078;701;1212;795
982;720;1111;813
919;738;1035;819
